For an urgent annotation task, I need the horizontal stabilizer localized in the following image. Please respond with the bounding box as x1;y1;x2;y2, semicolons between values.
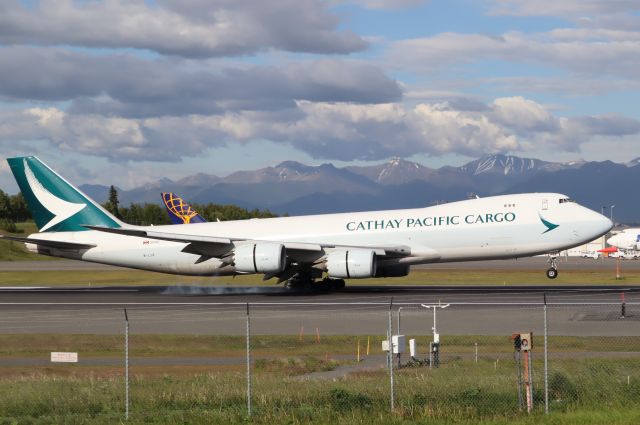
0;235;96;250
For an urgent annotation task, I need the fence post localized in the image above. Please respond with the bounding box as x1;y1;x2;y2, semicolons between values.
543;294;549;415
246;303;252;417
124;308;129;421
388;298;395;411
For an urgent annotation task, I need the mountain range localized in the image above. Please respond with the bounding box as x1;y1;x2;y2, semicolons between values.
80;154;640;224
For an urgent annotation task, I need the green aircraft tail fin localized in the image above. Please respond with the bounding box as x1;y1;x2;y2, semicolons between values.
6;156;121;232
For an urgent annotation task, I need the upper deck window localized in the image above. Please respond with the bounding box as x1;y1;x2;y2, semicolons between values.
559;198;575;204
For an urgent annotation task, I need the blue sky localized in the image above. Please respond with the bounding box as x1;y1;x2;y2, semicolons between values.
0;0;638;191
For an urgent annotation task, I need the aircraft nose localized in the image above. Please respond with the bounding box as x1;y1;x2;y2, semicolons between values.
599;215;614;234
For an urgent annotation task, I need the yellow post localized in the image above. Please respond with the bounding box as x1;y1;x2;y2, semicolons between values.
316;327;320;343
299;325;304;342
366;336;370;356
357;339;361;362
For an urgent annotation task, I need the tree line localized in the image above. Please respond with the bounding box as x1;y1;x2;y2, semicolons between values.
0;186;278;232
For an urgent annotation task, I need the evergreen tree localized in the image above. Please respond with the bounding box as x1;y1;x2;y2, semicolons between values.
107;185;121;219
9;193;30;222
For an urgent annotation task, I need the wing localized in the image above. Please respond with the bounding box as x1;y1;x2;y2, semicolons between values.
0;234;96;250
83;225;418;259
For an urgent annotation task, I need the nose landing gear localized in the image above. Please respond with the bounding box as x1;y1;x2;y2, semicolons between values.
546;254;558;279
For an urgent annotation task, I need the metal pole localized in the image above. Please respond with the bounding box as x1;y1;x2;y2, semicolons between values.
524;350;532;413
246;303;252;417
475;342;478;364
388;299;395;411
397;307;403;367
610;205;615;223
124;308;129;421
543;295;549;415
515;350;523;410
433;306;437;335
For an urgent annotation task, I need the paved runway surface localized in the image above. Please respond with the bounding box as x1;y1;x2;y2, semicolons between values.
1;256;639;336
1;284;638;336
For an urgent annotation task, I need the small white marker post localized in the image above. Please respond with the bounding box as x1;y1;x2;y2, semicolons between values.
50;352;78;363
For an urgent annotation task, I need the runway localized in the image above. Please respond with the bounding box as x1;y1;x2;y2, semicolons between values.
1;256;639;336
1;283;640;302
0;284;638;336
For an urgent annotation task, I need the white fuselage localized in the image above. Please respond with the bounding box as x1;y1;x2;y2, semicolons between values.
27;193;612;276
607;229;640;251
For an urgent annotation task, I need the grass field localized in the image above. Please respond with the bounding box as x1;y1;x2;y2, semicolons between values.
1;337;640;424
0;222;59;262
2;334;639;359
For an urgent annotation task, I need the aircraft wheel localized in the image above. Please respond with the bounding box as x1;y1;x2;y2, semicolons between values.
546;268;558;279
285;276;313;291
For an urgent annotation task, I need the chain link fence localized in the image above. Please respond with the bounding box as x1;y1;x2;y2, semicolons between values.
0;301;638;422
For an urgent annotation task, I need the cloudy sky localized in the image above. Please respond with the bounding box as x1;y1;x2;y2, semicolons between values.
1;0;639;191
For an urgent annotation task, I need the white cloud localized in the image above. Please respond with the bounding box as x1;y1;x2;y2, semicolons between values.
2;97;635;163
483;76;640;96
488;0;639;17
0;47;401;116
388;29;640;78
0;0;367;56
349;0;427;9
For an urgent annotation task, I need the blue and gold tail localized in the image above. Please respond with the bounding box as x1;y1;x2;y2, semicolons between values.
161;192;206;224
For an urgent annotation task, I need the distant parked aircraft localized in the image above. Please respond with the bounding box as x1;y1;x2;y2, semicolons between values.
161;192;206;224
607;229;640;251
1;156;613;288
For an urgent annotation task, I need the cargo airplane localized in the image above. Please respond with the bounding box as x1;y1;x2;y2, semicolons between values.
2;156;613;288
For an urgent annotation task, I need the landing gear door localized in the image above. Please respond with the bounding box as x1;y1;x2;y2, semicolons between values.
542;199;548;210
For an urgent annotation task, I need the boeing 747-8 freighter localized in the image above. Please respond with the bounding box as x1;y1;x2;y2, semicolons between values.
1;156;613;288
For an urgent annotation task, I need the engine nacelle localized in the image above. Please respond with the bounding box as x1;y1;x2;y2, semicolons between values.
234;242;286;274
375;264;410;277
326;249;376;279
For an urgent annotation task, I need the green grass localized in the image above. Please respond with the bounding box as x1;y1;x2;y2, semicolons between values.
1;355;640;424
1;334;639;423
2;334;639;359
0;222;59;262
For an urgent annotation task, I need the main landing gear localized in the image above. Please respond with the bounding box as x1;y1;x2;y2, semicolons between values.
546;254;558;279
284;271;345;291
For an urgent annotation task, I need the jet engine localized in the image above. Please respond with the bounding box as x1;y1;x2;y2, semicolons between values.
326;249;376;279
233;242;286;274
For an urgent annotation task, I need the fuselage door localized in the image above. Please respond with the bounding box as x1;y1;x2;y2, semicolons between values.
542;199;548;210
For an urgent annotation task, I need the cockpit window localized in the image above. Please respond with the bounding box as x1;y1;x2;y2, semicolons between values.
559;198;575;204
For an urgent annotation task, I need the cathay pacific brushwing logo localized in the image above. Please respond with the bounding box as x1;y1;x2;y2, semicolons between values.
539;214;559;234
24;159;86;232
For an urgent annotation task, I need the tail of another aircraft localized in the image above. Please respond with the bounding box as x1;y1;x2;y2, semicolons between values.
161;192;206;224
6;156;122;232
